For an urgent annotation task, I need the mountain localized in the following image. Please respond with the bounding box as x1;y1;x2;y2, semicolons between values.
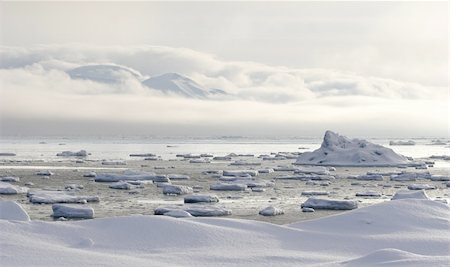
67;64;143;84
142;73;210;99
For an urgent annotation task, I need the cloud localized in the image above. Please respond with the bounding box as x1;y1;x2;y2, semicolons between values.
0;45;448;137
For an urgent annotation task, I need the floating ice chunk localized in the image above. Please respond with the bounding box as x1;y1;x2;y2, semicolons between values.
273;166;297;171
155;205;231;217
28;190;99;204
213;156;232;161
163;210;193;218
109;181;132;190
367;171;401;176
430;175;450;181
162;185;193;195
0;182;28;194
65;184;84;190
354;174;383;181
391;190;430;200
36;170;54;176
0;153;16;156
83;172;97;178
184;195;219;203
223;170;258;177
129;153;155;157
56;150;87;157
389;140;416;146
95;172;168;182
276;174;334;181
102;160;126;165
407;184;436;190
1;176;20;182
294;131;411;166
229;160;261;166
168;174;190;180
200;153;214;157
210;183;247;191
52;204;94;219
0;201;30;221
302;207;315;212
258;168;274;174
189;158;210;163
259;206;284;216
294;166;330;175
301;198;358;210
252;187;265;192
356;191;382;197
301;191;330;196
390;173;418;181
263;156;287;160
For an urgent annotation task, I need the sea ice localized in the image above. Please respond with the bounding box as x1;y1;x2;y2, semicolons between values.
28;190;100;204
56;150;87;157
391;190;430;200
52;204;94;219
0;182;28;194
162;185;194;195
210;183;247;191
407;184;436;190
301;198;358;210
223;170;258;177
109;181;132;190
184;195;219;203
259;206;284;216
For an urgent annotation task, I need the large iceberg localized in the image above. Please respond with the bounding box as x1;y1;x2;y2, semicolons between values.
294;131;411;166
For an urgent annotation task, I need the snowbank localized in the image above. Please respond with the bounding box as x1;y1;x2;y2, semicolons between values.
0;201;30;221
0;198;449;266
294;131;411;166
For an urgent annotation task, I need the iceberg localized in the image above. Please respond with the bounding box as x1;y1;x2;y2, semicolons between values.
294;131;411;166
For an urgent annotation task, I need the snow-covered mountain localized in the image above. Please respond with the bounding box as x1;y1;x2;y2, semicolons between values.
142;73;211;99
67;64;143;84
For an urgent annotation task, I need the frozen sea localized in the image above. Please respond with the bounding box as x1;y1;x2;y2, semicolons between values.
0;136;449;223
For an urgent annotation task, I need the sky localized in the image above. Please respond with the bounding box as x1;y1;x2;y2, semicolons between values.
0;1;448;138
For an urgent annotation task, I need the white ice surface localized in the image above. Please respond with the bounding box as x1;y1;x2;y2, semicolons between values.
1;198;448;266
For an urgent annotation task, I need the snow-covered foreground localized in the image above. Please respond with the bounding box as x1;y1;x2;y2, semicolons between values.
1;198;449;266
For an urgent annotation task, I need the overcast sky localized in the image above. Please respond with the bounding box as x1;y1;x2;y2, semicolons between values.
0;1;448;138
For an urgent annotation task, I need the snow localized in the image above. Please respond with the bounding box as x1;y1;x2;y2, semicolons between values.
142;73;211;99
294;130;411;166
210;183;248;191
0;182;28;194
28;190;100;204
52;204;94;219
259;206;284;216
162;185;193;195
0;198;449;266
155;205;232;217
0;201;30;221
391;190;430;200
301;198;358;210
184;195;219;203
67;64;143;84
163;210;193;218
56;150;87;157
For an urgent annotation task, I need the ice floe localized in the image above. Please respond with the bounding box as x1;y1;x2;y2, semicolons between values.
0;182;28;194
301;198;358;210
52;204;94;219
184;195;219;203
162;185;194;195
56;150;88;157
259;206;284;216
28;190;100;204
407;184;436;190
210;183;247;191
0;201;30;221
